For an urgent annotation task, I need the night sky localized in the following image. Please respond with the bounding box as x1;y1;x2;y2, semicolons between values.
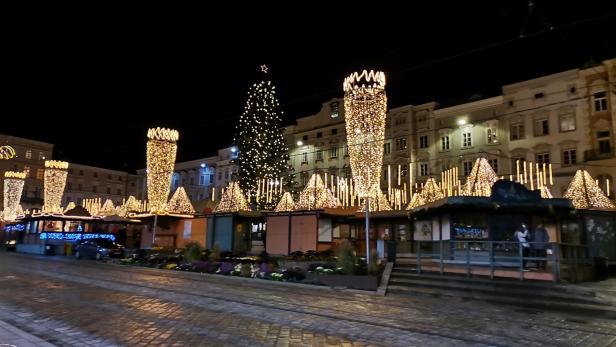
3;1;615;172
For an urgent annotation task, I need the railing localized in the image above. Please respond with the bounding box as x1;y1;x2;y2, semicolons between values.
412;240;593;282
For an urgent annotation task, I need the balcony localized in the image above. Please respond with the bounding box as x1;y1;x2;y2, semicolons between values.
584;148;613;161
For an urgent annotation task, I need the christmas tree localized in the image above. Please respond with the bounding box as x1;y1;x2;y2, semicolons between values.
407;178;444;209
214;182;251;213
296;174;340;210
234;65;290;209
166;187;196;215
274;191;296;212
564;170;615;209
462;158;498;197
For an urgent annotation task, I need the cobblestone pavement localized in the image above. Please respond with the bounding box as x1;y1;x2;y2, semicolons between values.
0;253;614;347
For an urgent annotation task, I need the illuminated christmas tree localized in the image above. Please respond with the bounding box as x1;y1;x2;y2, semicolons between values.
166;187;196;215
296;174;340;210
234;66;290;209
462;158;498;196
274;191;296;212
214;182;251;213
564;170;615;209
358;186;392;212
407;178;444;209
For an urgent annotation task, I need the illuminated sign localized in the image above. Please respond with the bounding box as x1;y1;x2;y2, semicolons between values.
39;232;116;241
453;226;488;239
3;224;25;232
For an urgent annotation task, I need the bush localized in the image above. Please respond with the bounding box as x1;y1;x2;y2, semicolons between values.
209;244;221;262
183;242;203;262
217;262;237;275
282;267;305;281
335;240;358;275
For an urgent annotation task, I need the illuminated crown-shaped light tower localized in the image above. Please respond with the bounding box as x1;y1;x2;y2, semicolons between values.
43;160;69;213
3;171;26;222
344;70;387;263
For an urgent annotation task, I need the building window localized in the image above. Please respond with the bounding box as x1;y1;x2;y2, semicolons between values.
331;128;337;135
199;175;205;185
317;132;322;138
383;142;391;155
559;113;576;132
106;187;111;194
417;113;427;123
534;92;545;99
79;170;84;176
316;150;323;161
108;174;112;179
401;165;408;177
93;172;98;178
510;122;525;140
209;175;214;184
93;186;97;193
36;168;44;180
395;137;407;151
562;149;576;166
419;135;428;149
487;127;498;144
301;174;309;186
594;92;608;112
23;166;30;177
38;152;45;160
598;131;611;154
462;128;472;148
302;135;308;141
118;176;123;181
173;177;179;187
67;182;73;190
78;184;83;191
488;159;498;173
536;152;550;164
330;101;339;118
24;150;32;159
440;135;450;151
190;177;194;185
218;172;222;181
463;161;473;176
419;163;429;177
330;147;338;158
68;169;73;174
534;118;549;136
302;152;308;163
117;189;122;195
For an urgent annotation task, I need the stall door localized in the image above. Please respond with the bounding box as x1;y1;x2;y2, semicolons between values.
395;223;412;254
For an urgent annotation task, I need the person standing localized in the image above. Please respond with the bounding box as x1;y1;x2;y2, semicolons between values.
514;223;530;270
533;224;550;270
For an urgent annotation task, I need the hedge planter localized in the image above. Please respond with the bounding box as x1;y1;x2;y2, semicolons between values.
304;273;379;291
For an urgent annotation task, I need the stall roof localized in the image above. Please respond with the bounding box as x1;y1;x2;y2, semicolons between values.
409;196;574;217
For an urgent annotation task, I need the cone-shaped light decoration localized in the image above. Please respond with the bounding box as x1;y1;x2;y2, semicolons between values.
343;70;387;198
98;199;116;216
214;182;251;213
296;174;340;210
407;178;444;209
3;171;26;221
358;186;392;212
274;191;296;212
462;158;498;197
146;127;179;213
123;196;141;212
43;160;69;213
166;186;196;215
564;170;615;209
540;186;553;199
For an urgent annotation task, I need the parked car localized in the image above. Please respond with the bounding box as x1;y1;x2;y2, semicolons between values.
74;238;124;260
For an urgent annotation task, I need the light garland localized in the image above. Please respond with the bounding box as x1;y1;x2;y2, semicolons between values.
407;178;444;209
343;70;387;198
64;202;76;213
0;145;16;160
462;158;498;197
122;196;142;212
166;187;196;215
99;199;116;216
146;127;179;213
2;171;26;222
214;182;251;213
540;186;553;199
43;160;68;213
83;198;101;216
296;174;340;210
274;191;296;212
357;186;392;212
564;170;615;209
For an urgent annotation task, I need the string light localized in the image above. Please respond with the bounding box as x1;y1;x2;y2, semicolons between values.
540;186;553;199
2;171;26;222
343;70;387;198
0;146;16;160
564;170;615;209
296;174;340;210
43;160;69;213
462;158;498;197
274;191;296;212
166;187;196;215
357;186;392;212
98;199;116;216
146;127;179;213
407;178;444;209
214;182;251;213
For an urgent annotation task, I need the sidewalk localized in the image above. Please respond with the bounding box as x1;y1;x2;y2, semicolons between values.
0;320;55;347
570;278;616;304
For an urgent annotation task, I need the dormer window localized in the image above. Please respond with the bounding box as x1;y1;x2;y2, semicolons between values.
330;102;339;118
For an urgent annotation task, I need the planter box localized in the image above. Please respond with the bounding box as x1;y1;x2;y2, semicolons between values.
304;273;378;291
278;260;335;272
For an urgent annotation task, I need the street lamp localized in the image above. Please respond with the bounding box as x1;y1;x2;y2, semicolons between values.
343;70;387;264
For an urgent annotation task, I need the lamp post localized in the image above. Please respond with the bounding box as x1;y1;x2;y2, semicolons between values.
146;127;179;246
343;70;387;264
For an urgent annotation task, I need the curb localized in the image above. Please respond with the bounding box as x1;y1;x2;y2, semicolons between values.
0;320;56;347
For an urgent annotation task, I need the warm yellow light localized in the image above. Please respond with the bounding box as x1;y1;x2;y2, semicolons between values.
407;177;444;209
166;187;196;215
296;174;340;210
564;170;615;209
146;127;179;213
214;182;251;213
0;146;16;160
462;158;498;197
274;191;296;212
43;160;68;213
357;186;392;212
2;171;26;221
343;70;387;198
296;140;303;146
98;199;116;216
457;119;467;126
